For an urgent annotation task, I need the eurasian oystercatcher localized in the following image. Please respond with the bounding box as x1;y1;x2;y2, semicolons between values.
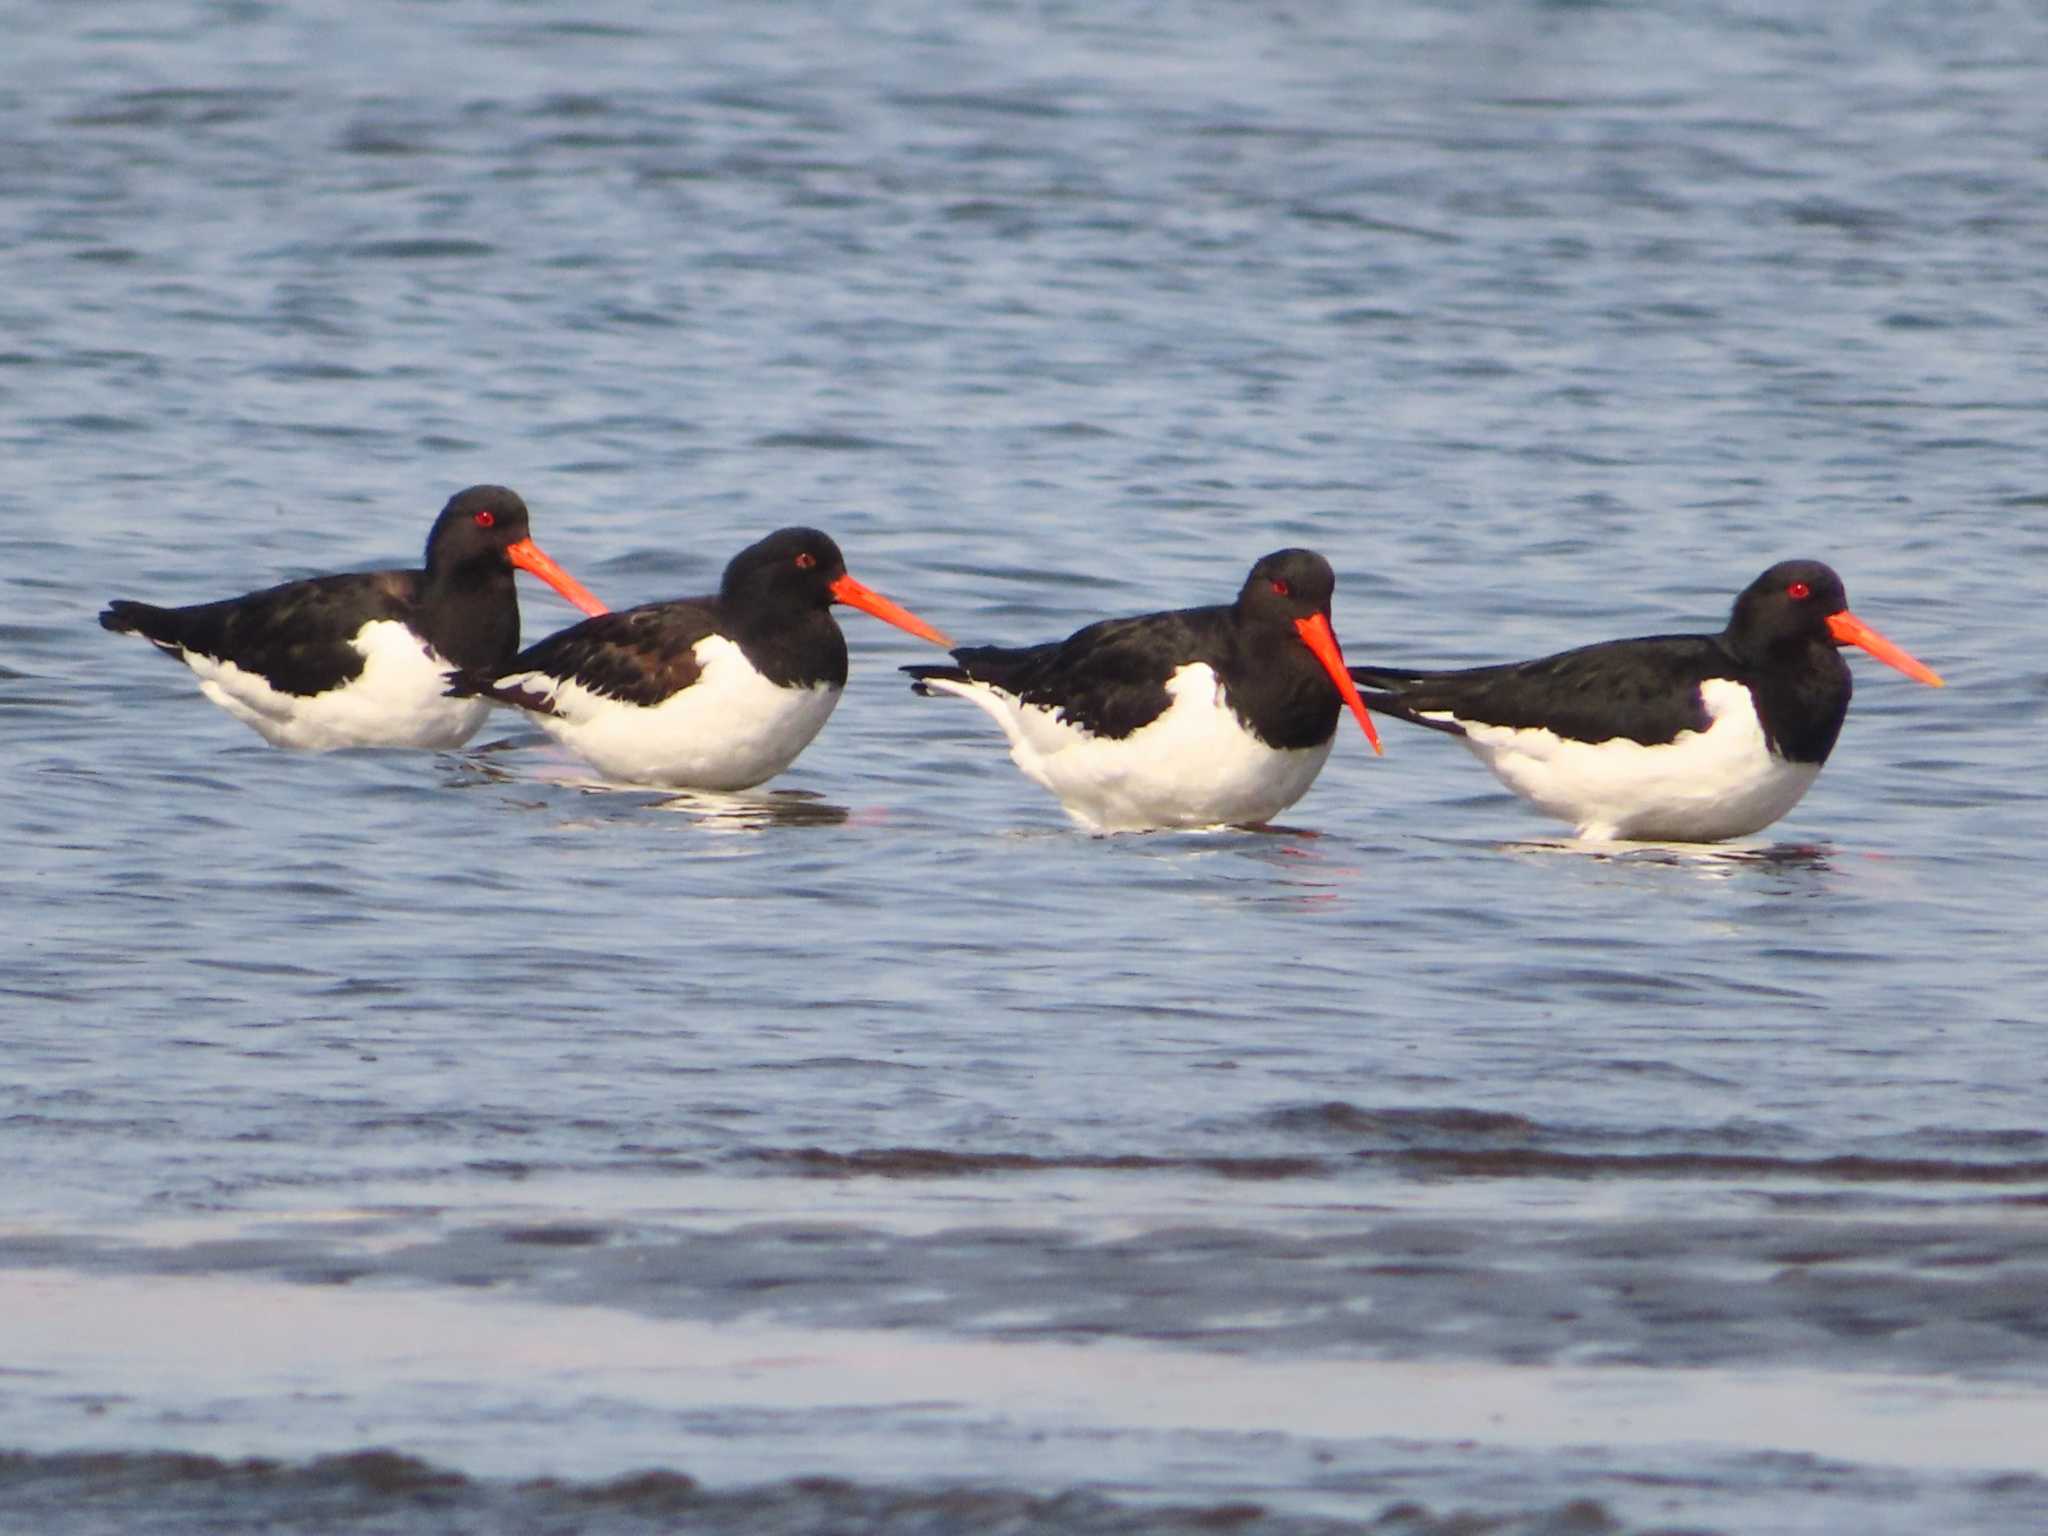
1348;558;1945;843
100;485;608;751
904;548;1382;833
447;526;951;790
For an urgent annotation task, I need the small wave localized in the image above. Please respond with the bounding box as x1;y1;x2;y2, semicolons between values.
742;1146;1323;1180
1262;1101;1541;1142
748;430;895;452
740;1139;2048;1189
347;239;499;260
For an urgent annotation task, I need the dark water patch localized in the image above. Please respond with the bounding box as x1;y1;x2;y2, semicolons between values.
37;412;148;434
0;1448;1677;1536
501;1225;611;1249
1328;306;1416;326
1255;1105;1812;1161
1286;206;1460;244
467;1159;537;1179
742;1146;1326;1180
531;130;679;153
185;957;326;980
1921;1126;2048;1153
889;89;1074;121
534;95;620;121
1780;197;1896;235
337;122;434;156
1385;1149;2048;1186
0;983;95;1005
535;412;700;441
62;89;285;130
586;303;683;330
522;19;651;38
260;361;374;383
748;430;895;452
1264;1102;1541;1144
719;1138;2048;1193
0;696;78;720
220;415;382;443
347;239;499;260
1595;1060;1738;1088
0;623;68;647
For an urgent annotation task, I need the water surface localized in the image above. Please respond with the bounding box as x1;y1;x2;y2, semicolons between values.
3;2;2046;1532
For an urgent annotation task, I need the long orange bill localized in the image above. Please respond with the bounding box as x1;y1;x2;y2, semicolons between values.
506;537;610;618
1293;612;1383;755
1826;610;1944;687
829;572;953;649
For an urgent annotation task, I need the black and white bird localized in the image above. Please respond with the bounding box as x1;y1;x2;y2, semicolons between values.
100;485;608;751
905;549;1382;833
1347;559;1944;843
447;526;951;790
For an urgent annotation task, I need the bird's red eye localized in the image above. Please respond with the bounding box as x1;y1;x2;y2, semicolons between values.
1270;579;1291;597
795;551;817;570
474;510;496;529
1787;581;1811;600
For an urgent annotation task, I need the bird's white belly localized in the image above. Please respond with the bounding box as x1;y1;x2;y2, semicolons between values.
1449;678;1821;842
503;635;841;790
186;620;488;751
930;662;1334;833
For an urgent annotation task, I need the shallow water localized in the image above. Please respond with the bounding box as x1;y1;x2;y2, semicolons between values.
4;2;2047;1533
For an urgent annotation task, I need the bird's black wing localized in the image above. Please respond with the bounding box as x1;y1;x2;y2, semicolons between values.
908;606;1231;740
100;570;418;697
451;598;719;714
1350;634;1727;747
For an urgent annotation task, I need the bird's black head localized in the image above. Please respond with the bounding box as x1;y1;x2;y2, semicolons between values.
424;485;535;572
721;527;850;610
1726;559;1850;655
721;526;953;648
421;485;607;619
1729;558;1944;687
1238;548;1339;623
1236;547;1382;754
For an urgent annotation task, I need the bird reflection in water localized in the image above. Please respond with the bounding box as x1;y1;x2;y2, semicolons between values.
650;787;851;831
1500;837;1837;879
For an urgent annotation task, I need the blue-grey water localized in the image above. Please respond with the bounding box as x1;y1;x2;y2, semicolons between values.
4;2;2047;1532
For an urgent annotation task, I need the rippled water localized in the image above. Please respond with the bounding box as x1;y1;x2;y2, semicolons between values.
5;2;2048;1532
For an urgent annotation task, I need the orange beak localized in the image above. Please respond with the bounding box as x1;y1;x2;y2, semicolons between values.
829;572;953;649
1826;610;1944;688
506;537;609;618
1293;612;1383;755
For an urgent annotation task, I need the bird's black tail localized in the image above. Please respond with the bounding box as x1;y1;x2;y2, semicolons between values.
902;662;969;697
1347;663;1436;691
443;669;563;717
442;667;487;700
99;600;186;651
1345;666;1468;738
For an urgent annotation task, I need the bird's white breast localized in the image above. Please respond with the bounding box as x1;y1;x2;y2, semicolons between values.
501;633;841;790
1447;677;1821;842
186;620;488;751
926;662;1333;832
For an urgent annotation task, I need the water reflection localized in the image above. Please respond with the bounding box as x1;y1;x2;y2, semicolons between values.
1097;821;1363;910
438;747;850;829
1498;837;1837;879
649;787;850;831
